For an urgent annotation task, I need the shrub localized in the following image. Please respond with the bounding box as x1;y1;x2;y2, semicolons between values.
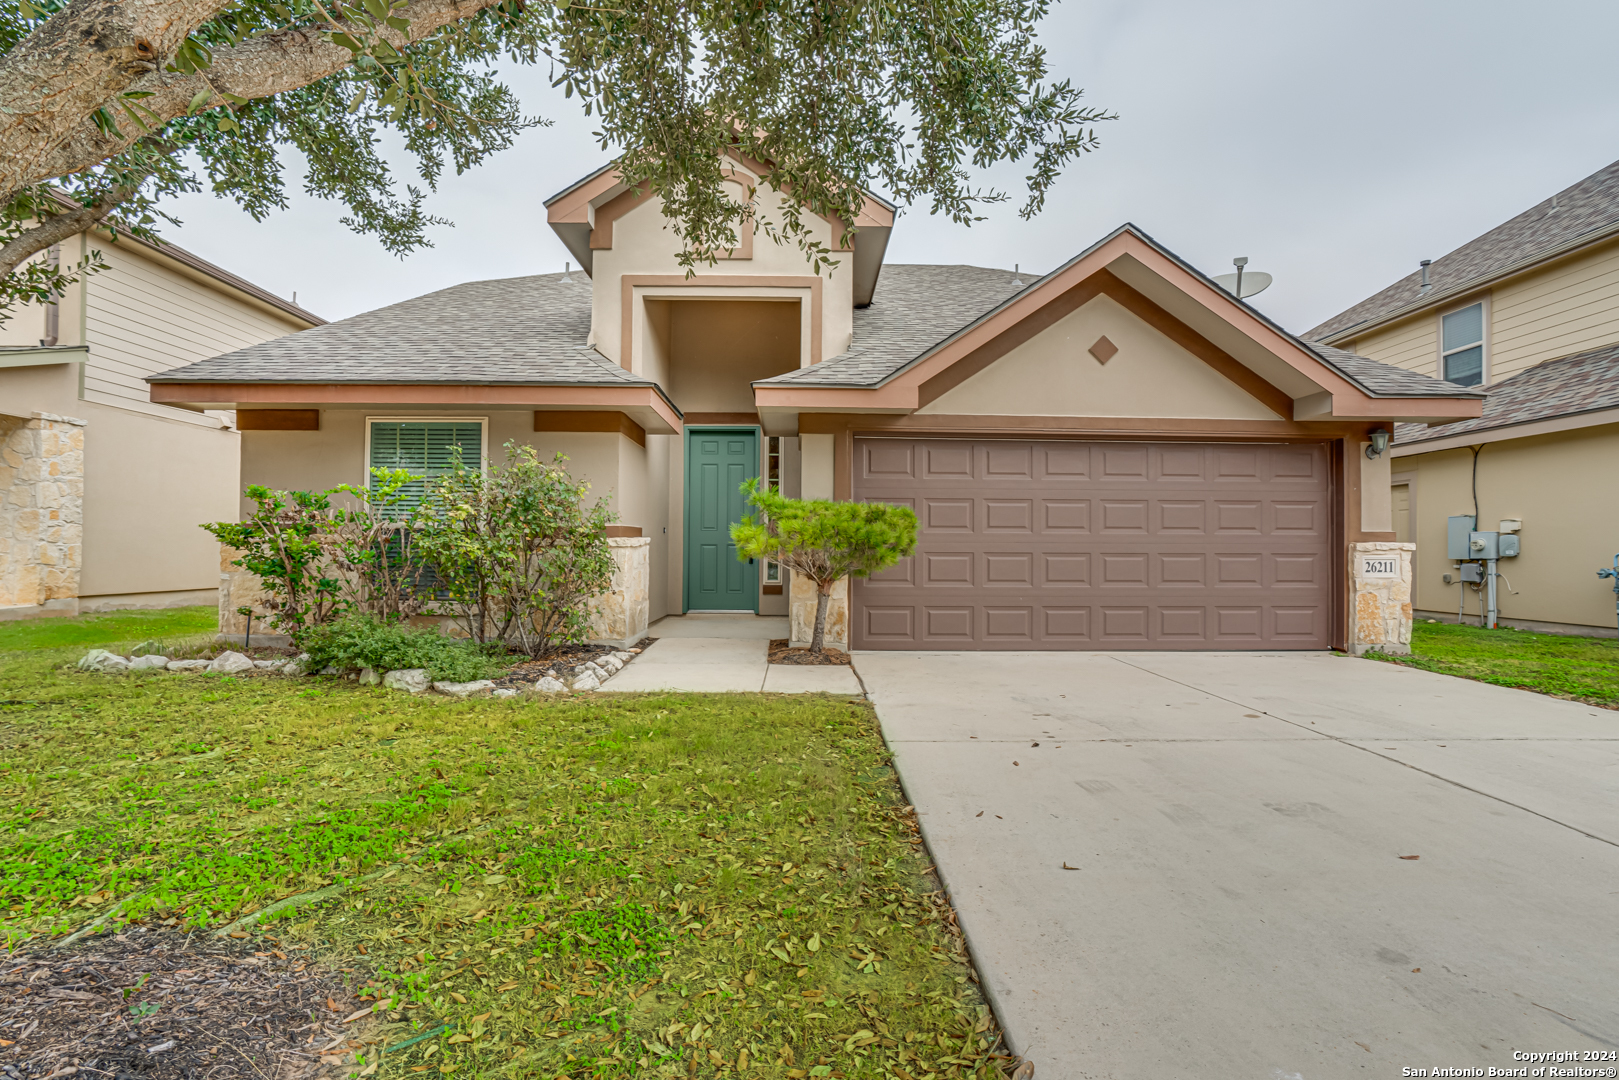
201;487;343;644
301;616;503;682
731;480;918;652
412;443;617;655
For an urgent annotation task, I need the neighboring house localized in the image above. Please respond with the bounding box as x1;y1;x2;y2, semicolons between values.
148;159;1480;653
0;226;321;619
1308;159;1619;636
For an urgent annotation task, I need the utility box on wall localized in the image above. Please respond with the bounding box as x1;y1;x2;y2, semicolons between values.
1447;515;1477;560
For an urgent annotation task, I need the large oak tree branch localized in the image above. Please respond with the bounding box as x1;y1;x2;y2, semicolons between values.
0;182;139;279
0;0;235;195
2;0;504;199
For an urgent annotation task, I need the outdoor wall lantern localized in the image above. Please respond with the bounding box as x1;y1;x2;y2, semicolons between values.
1365;429;1391;459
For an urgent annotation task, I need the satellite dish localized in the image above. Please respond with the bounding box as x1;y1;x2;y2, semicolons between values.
1213;270;1272;298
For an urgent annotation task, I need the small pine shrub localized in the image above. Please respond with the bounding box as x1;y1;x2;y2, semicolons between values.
302;616;505;682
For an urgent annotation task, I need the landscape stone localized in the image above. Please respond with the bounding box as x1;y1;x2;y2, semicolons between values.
208;651;255;675
611;651;634;662
433;680;496;698
282;653;311;676
128;654;170;671
491;688;519;699
383;669;430;694
598;655;623;674
531;677;567;693
166;659;210;672
357;667;382;685
253;659;286;670
78;649;129;673
569;671;602;692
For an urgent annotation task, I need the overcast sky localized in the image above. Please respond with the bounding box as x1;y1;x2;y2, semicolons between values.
160;0;1619;335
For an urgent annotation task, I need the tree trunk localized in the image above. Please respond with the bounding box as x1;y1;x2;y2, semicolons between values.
810;582;830;654
1;0;510;199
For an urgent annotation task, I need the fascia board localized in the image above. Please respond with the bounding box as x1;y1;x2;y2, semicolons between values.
0;345;88;369
1391;405;1619;456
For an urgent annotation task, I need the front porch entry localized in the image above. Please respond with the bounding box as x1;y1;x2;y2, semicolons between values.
684;427;760;612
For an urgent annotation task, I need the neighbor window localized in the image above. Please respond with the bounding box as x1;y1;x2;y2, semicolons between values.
366;419;485;510
1440;303;1485;387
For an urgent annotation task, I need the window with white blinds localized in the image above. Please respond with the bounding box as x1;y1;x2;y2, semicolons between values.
366;420;484;510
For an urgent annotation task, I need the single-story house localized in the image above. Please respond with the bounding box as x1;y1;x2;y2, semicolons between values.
1;220;321;619
1308;158;1619;636
148;159;1482;653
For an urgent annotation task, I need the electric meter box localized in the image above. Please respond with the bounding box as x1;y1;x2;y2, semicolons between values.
1470;531;1501;559
1448;515;1478;560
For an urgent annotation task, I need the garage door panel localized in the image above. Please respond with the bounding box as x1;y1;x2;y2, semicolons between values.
863;440;916;480
852;439;1333;650
1043;500;1091;532
924;499;974;531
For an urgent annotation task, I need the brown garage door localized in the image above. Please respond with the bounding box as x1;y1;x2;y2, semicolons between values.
852;438;1333;650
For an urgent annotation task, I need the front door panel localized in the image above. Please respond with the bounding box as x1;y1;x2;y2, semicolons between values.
686;429;759;611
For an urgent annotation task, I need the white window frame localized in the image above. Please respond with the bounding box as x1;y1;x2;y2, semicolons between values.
763;435;783;584
1437;296;1490;387
363;416;489;485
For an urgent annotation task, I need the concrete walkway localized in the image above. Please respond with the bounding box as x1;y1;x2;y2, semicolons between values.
858;650;1619;1078
598;614;863;693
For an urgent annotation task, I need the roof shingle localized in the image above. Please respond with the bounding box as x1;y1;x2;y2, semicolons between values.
146;273;646;386
1308;159;1619;341
1394;343;1619;446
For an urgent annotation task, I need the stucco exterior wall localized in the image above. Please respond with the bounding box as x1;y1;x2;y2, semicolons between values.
1344;235;1619;385
589;184;851;369
1;344;241;606
919;293;1275;419
1393;423;1619;629
666;299;801;413
242;409;634;520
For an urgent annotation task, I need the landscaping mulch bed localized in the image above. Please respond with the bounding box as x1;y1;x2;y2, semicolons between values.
494;637;656;686
0;930;374;1080
768;638;852;665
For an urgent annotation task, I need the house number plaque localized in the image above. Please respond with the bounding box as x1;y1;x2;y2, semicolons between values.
1360;557;1400;578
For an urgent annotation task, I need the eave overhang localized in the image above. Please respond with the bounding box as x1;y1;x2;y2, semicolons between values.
148;381;684;435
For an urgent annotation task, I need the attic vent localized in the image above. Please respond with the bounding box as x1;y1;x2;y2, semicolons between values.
1089;336;1118;364
1418;259;1432;294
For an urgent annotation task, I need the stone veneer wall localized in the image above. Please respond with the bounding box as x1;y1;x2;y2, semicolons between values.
218;545;271;639
789;573;848;651
588;536;650;649
0;412;85;613
1348;541;1415;656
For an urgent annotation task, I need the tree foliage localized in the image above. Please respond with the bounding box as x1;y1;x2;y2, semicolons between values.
731;479;918;653
0;0;1110;319
409;442;617;655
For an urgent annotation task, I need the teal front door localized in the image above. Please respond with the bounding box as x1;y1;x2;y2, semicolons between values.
685;429;759;611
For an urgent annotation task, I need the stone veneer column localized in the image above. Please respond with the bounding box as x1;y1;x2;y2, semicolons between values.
588;536;650;649
218;545;271;639
1348;541;1416;656
789;573;848;651
0;411;85;614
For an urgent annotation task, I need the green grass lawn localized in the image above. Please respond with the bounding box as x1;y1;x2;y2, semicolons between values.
1370;620;1619;707
0;604;216;653
0;623;1004;1080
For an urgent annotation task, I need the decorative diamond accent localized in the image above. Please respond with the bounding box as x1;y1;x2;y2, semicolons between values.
1089;335;1119;364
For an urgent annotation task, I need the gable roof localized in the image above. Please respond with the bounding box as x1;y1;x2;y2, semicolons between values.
147;272;643;388
1394;342;1619;447
1309;158;1619;342
761;226;1480;404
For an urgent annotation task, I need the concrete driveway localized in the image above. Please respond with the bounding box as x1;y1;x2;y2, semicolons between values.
857;651;1619;1079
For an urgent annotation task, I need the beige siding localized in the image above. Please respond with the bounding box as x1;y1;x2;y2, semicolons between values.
82;242;303;423
1346;235;1619;385
1489;237;1619;379
1347;315;1440;378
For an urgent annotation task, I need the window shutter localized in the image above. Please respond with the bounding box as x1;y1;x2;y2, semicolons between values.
369;422;482;511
